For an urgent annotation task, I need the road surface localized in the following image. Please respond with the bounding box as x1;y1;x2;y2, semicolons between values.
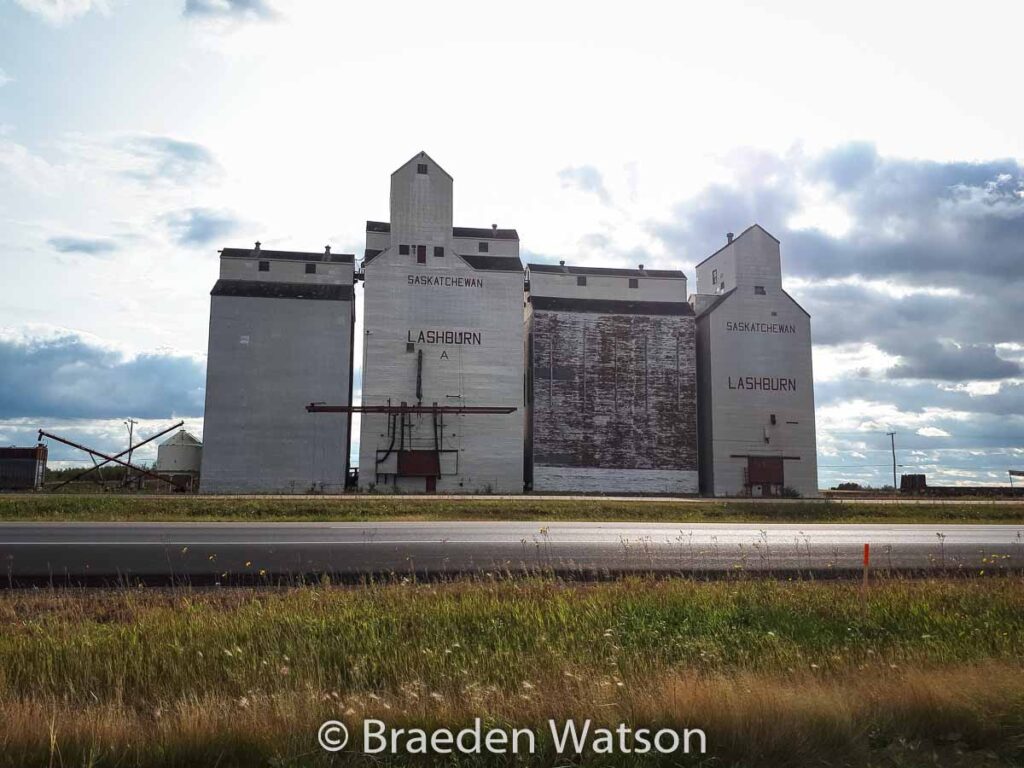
1;521;1021;584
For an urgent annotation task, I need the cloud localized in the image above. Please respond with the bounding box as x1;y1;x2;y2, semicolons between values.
887;341;1022;382
47;235;118;255
0;69;12;88
119;135;218;185
161;207;240;246
558;165;612;205
652;145;1024;289
0;328;205;421
13;0;104;25
183;0;277;21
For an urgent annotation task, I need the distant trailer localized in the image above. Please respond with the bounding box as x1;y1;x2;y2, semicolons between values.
0;445;47;491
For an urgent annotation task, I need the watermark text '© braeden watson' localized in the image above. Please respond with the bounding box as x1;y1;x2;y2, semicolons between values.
319;718;707;756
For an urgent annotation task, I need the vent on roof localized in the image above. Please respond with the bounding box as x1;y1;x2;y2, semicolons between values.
254;241;261;252
727;232;734;244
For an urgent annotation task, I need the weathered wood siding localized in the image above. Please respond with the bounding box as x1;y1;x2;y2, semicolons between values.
529;309;698;493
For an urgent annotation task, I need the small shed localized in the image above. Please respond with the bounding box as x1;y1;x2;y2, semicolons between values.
0;445;48;491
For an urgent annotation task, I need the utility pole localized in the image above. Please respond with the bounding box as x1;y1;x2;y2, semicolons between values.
886;431;897;491
124;418;138;488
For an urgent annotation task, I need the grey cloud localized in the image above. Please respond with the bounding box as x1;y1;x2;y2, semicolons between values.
48;236;118;255
651;145;1024;288
0;332;205;420
183;0;277;20
808;142;879;190
815;377;1024;420
121;136;218;184
162;207;239;246
886;341;1022;381
558;165;612;206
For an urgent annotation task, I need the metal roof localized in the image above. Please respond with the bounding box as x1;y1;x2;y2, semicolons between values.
528;263;685;278
529;296;694;316
160;429;202;447
365;221;520;241
459;254;524;272
210;280;354;301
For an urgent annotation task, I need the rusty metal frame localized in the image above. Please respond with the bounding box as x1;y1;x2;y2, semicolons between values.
39;427;189;492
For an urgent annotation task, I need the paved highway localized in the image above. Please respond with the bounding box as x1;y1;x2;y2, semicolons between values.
1;522;1021;584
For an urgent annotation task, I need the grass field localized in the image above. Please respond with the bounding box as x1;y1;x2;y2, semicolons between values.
1;577;1023;766
2;493;1024;524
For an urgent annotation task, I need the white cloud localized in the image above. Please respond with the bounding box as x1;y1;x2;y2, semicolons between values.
917;427;951;438
0;69;12;88
14;0;107;25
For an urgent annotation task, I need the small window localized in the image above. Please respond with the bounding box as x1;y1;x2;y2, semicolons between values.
258;261;269;272
770;414;777;425
417;245;426;264
434;246;444;258
399;244;410;255
576;275;587;286
720;282;725;291
711;269;718;284
628;278;639;289
755;285;766;295
478;242;489;253
305;263;316;274
406;342;415;353
417;163;428;174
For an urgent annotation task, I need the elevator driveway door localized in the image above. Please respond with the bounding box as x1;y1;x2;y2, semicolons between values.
747;456;784;497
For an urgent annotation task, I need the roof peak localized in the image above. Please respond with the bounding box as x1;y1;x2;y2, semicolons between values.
391;151;453;180
694;223;780;268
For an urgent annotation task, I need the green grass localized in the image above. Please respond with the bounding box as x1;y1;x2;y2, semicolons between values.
2;493;1023;524
1;578;1024;766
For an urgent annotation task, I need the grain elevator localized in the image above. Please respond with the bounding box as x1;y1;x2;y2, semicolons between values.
200;244;355;493
689;225;818;497
357;152;525;492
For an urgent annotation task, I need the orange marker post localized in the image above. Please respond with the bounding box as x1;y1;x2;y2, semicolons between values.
862;543;871;607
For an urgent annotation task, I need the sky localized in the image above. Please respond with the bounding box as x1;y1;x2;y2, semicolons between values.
1;0;1022;487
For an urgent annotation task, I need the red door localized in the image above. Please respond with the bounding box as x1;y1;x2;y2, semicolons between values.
425;476;437;493
747;457;784;497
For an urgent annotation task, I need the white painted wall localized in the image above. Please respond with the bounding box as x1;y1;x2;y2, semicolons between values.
695;284;818;497
219;253;352;284
528;269;687;302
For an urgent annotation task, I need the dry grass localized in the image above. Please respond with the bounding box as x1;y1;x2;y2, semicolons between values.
2;493;1023;524
1;578;1023;766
